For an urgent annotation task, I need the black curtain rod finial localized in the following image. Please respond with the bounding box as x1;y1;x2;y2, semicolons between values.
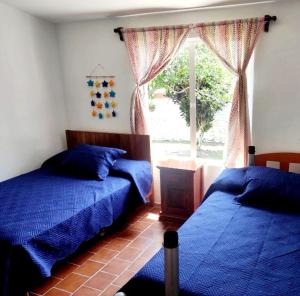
264;15;277;32
264;15;277;22
114;27;124;41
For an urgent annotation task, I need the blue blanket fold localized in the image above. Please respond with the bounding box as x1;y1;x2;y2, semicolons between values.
111;159;152;203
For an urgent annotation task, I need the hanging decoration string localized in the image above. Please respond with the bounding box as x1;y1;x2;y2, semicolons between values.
86;63;115;78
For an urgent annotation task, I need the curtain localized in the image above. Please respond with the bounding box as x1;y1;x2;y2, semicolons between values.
195;18;265;167
122;26;190;134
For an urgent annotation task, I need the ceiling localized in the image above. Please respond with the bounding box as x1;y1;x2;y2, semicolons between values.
0;0;279;22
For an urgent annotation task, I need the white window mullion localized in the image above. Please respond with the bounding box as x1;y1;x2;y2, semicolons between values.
189;40;197;159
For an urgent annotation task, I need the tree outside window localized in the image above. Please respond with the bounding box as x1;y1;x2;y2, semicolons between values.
149;40;234;161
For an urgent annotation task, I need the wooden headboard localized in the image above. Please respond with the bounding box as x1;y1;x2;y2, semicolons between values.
255;153;300;172
66;130;151;163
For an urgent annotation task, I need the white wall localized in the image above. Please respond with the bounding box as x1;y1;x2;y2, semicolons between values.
252;0;300;154
57;18;133;133
0;3;67;181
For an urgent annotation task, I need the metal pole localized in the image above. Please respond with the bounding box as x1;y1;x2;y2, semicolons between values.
164;230;179;296
248;145;255;166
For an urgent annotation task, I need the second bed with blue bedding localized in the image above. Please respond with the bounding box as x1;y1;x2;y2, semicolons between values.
0;147;152;296
121;166;300;296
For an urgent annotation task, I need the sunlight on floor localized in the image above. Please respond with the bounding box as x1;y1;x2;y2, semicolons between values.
146;213;159;221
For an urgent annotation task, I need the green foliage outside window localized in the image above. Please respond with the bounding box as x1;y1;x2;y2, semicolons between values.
149;43;233;145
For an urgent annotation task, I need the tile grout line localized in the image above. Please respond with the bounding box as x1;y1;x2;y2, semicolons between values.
67;247;125;295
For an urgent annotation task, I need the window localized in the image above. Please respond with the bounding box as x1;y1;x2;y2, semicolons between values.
149;38;234;162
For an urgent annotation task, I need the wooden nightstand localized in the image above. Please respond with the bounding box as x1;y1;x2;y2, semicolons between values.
157;159;203;222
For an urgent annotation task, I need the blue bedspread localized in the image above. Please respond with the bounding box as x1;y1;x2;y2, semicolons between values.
122;167;300;296
0;159;152;295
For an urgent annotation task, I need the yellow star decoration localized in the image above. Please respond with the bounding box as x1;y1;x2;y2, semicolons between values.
96;102;103;109
91;110;97;117
95;80;101;88
108;80;115;87
90;90;95;97
106;111;111;118
111;101;117;108
103;91;109;98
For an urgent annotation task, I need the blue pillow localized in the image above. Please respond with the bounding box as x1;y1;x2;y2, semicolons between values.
41;150;69;169
203;167;248;200
59;144;126;180
236;166;300;209
75;144;126;165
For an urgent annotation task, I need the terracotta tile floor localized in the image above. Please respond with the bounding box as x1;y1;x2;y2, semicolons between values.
29;204;182;296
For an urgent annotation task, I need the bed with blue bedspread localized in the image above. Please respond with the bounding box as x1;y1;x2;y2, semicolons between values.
0;144;152;296
121;166;300;296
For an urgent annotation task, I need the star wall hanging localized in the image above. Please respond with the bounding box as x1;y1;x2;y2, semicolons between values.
87;80;94;87
111;101;117;108
86;64;117;120
109;90;116;98
96;102;103;109
95;80;101;88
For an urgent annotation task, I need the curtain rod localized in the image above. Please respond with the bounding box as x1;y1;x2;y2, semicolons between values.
114;14;277;41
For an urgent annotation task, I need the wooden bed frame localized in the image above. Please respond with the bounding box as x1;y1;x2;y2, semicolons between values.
66;130;151;162
255;152;300;172
65;129;153;201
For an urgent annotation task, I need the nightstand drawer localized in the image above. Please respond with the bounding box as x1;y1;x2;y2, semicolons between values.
160;169;193;190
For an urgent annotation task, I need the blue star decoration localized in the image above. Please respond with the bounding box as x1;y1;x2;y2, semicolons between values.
91;100;95;107
87;80;94;87
99;113;103;119
112;110;116;117
109;90;116;98
96;92;101;98
102;80;108;87
105;101;110;109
